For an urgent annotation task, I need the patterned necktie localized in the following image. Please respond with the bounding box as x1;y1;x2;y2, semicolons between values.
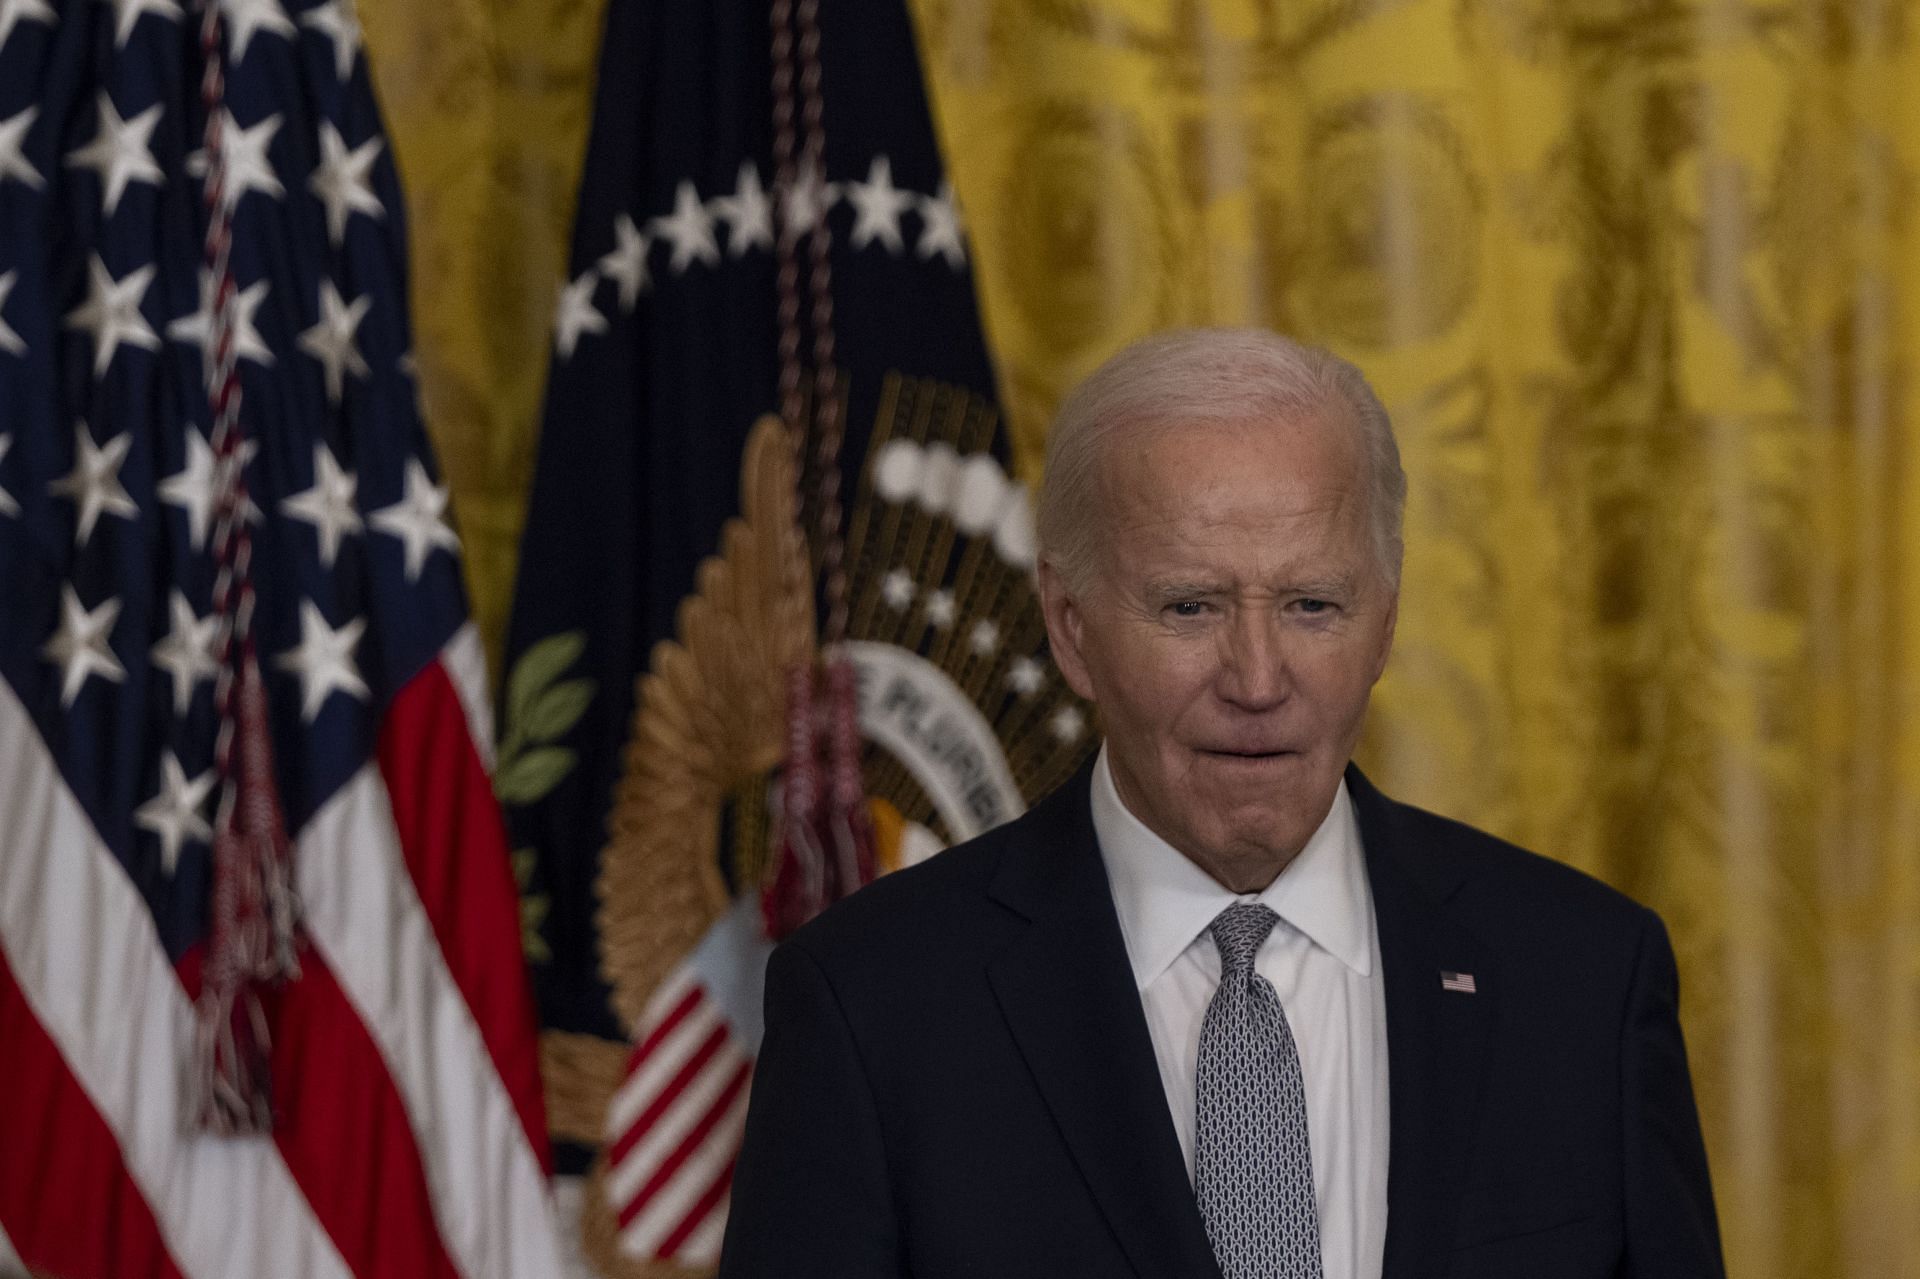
1194;901;1325;1279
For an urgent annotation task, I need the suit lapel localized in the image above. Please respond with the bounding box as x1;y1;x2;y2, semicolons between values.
986;770;1223;1279
983;763;1496;1277
1349;767;1496;1279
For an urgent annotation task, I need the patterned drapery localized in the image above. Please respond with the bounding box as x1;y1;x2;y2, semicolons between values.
362;0;1920;1274
356;0;605;674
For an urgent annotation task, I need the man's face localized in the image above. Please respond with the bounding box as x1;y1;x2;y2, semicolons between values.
1039;412;1398;890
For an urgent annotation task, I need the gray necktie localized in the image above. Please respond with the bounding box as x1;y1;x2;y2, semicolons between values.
1194;902;1324;1279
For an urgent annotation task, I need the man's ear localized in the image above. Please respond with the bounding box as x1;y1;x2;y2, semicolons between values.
1371;584;1399;684
1037;558;1097;702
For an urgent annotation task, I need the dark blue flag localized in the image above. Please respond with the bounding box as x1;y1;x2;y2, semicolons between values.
501;0;1093;1266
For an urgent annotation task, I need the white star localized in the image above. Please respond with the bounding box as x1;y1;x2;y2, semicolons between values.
307;120;383;245
968;619;1000;656
0;105;44;189
779;160;836;240
201;435;264;541
881;567;915;610
299;0;360;80
597;214;650;312
65;93;163;217
41;585;124;706
218;0;293;61
1006;655;1045;697
0;435;17;518
551;269;605;359
0;0;55;52
105;0;180;47
281;441;360;567
924;588;956;629
47;421;136;545
150;590;220;718
712;161;773;256
1049;704;1086;744
649;181;720;274
917;181;966;269
217;110;284;206
0;269;23;356
369;457;459;580
135;752;215;876
297;278;371;403
166;271;274;371
845;156;913;254
64;255;159;377
188;110;284;210
158;427;214;549
156;430;259;552
275;599;368;721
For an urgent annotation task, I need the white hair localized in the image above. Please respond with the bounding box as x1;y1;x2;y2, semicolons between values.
1035;327;1406;595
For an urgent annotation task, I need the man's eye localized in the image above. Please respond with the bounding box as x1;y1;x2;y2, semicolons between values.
1296;598;1330;614
1168;601;1207;618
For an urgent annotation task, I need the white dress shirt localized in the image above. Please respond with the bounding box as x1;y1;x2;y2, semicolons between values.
1090;746;1390;1279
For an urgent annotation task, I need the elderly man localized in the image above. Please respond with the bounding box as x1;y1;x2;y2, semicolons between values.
720;329;1723;1278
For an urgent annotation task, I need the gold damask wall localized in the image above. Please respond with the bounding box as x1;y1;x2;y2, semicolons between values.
358;0;608;677
909;4;1920;1275
362;0;1920;1275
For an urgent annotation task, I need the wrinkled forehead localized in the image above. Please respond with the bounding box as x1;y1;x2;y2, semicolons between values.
1091;409;1369;516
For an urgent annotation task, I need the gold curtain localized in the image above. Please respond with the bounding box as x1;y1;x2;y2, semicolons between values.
355;0;606;677
362;0;1920;1274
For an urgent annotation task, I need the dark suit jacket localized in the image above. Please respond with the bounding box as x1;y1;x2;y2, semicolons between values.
719;764;1723;1278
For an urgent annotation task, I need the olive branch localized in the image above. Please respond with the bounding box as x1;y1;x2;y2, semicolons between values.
496;631;597;964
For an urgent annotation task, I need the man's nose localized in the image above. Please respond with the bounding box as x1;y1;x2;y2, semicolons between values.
1215;606;1291;710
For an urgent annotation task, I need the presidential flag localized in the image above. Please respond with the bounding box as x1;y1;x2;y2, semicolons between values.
503;0;1095;1271
0;1;559;1274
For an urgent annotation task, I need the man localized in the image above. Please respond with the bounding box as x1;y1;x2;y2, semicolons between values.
720;329;1723;1278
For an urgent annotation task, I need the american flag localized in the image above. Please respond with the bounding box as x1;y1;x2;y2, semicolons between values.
1440;970;1478;994
0;1;561;1275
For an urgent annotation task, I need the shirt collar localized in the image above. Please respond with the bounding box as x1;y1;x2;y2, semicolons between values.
1090;743;1375;990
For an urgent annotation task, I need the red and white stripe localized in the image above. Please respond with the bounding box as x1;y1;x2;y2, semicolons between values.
602;964;756;1264
0;627;562;1277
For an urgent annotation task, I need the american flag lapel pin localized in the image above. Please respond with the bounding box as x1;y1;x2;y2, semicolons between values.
1440;970;1478;994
